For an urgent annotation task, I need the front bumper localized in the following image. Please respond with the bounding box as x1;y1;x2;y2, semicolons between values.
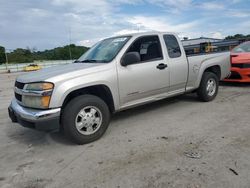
8;99;61;131
224;67;250;82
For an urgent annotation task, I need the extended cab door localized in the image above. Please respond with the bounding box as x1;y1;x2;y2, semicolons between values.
117;35;170;107
162;34;188;94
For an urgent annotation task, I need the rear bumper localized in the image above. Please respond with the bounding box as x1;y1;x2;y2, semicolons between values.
224;67;250;82
8;99;61;131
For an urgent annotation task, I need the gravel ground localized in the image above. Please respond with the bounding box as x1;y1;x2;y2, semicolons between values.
0;72;250;188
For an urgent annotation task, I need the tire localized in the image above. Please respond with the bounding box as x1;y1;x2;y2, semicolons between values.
62;95;110;144
197;72;219;102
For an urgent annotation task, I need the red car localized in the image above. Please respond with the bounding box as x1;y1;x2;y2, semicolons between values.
224;41;250;82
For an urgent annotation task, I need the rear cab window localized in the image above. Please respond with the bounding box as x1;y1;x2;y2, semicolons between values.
163;35;182;58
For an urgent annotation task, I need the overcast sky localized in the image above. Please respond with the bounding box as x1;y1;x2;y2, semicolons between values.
1;0;250;50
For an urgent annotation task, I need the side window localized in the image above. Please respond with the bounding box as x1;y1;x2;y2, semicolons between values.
163;35;182;58
126;35;163;63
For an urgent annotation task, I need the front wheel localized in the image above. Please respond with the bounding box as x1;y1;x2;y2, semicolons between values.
62;95;110;144
197;72;219;102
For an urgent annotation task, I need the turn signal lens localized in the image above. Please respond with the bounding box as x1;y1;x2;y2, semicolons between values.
41;96;51;108
22;96;51;109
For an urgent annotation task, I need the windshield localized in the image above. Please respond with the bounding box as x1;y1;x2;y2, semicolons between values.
77;36;131;63
232;42;250;53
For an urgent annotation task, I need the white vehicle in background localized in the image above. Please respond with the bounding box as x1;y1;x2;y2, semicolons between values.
9;32;231;144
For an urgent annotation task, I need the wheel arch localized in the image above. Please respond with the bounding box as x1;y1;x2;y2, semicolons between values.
204;65;221;79
196;65;221;88
61;84;115;113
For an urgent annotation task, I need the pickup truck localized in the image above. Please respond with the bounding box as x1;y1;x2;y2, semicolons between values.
8;32;231;144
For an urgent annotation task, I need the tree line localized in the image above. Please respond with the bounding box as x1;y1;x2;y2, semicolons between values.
225;34;250;40
0;44;89;64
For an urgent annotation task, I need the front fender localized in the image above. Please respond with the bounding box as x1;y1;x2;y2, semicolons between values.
49;72;119;110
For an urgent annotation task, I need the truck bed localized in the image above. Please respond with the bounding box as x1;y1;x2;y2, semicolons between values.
185;51;231;90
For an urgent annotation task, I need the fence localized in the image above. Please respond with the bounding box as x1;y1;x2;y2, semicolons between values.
0;60;74;73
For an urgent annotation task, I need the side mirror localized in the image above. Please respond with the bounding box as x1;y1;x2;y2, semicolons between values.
121;52;141;66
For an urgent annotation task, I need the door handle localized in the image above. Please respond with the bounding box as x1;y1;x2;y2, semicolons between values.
156;63;168;70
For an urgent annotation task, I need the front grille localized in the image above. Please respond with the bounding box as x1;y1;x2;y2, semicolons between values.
228;71;242;79
15;81;25;89
15;93;22;102
14;81;25;102
232;63;250;69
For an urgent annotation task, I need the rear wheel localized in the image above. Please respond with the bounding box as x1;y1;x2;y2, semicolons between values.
62;95;110;144
197;72;219;102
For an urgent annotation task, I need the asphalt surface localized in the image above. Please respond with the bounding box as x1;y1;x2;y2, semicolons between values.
0;72;250;188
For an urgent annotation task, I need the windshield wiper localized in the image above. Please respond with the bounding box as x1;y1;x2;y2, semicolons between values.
74;59;108;63
74;59;98;63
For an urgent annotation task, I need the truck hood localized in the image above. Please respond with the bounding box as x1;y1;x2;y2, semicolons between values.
16;63;106;83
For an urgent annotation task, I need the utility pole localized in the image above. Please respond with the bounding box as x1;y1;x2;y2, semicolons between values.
5;50;8;71
68;27;72;60
137;23;141;32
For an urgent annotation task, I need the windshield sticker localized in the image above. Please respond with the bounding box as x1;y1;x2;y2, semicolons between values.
112;38;128;43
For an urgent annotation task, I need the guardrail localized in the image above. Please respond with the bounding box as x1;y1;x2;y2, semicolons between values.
0;60;74;73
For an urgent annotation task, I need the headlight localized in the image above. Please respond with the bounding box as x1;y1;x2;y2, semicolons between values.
22;82;54;109
25;82;54;91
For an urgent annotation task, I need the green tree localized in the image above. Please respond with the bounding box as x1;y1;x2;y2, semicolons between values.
33;44;89;61
225;34;250;40
5;44;89;64
0;46;5;64
8;48;33;63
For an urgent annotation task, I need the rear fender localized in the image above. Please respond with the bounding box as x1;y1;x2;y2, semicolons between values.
195;53;230;88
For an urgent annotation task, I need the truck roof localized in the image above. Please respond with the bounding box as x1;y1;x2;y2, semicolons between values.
115;31;177;38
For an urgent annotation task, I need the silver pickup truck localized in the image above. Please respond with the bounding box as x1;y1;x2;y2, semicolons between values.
8;32;231;144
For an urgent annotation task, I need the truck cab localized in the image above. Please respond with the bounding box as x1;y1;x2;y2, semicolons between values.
116;33;188;108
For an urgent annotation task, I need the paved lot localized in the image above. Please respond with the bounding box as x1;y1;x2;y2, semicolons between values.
0;72;250;188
